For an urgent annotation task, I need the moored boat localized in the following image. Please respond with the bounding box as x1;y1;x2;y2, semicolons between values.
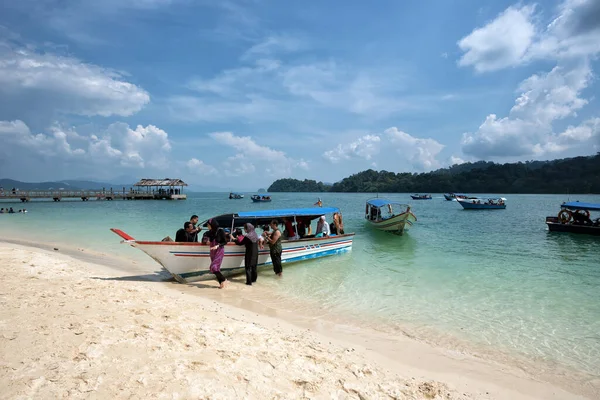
545;201;600;236
410;194;432;200
111;207;354;282
444;193;472;201
229;192;244;199
457;197;506;209
365;198;417;235
251;194;272;202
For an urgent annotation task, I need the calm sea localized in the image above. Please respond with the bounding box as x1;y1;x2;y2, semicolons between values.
1;192;599;384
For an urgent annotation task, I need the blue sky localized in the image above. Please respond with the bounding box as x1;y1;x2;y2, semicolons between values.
0;0;599;189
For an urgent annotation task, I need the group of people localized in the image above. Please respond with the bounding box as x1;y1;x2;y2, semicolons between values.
0;207;27;214
172;212;345;289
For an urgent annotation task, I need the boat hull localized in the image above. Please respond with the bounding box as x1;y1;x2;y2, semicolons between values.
457;200;506;209
120;234;354;283
251;198;271;202
546;217;600;236
410;196;431;200
365;211;416;235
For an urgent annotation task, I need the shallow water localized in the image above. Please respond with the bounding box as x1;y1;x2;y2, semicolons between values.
1;192;599;381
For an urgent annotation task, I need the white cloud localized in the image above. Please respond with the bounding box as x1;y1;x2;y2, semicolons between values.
210;131;308;177
170;45;416;122
323;128;446;171
458;0;600;160
457;0;600;72
0;120;172;179
242;35;306;60
0;43;149;122
462;61;595;158
186;158;218;174
323;135;381;163
458;5;536;72
384;127;446;170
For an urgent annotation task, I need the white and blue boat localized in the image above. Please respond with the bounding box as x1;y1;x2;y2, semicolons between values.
365;198;417;235
229;192;244;199
111;207;354;283
546;201;600;235
457;197;506;209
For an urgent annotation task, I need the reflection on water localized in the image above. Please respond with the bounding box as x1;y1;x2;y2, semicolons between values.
1;192;600;382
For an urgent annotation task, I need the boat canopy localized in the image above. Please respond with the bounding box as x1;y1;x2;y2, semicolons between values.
252;193;271;196
367;198;408;208
201;207;340;228
561;201;600;211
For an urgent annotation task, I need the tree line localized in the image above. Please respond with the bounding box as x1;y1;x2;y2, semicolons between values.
267;154;600;194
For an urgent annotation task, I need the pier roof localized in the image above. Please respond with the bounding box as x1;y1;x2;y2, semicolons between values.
133;178;188;187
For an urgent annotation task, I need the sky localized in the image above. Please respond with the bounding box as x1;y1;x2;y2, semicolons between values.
0;0;599;190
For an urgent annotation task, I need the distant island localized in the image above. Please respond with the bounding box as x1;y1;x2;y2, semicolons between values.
267;154;600;194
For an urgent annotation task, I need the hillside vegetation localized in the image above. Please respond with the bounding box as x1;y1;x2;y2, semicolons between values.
267;154;600;194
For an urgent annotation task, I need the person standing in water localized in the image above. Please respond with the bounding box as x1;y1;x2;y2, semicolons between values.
206;218;228;288
263;219;282;277
235;223;259;285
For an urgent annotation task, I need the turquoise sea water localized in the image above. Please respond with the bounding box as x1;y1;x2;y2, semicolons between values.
1;192;599;384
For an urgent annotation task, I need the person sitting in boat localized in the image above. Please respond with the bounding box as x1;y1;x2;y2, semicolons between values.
283;217;299;240
572;211;593;225
175;221;197;242
0;208;4;213
315;215;330;237
296;219;307;238
330;212;345;235
8;207;14;214
314;198;323;207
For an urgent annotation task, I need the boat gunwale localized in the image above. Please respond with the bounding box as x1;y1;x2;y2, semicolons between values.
127;232;356;246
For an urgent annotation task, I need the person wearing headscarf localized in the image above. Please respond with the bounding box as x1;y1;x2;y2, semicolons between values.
235;223;259;285
315;215;330;238
263;219;283;277
206;218;228;288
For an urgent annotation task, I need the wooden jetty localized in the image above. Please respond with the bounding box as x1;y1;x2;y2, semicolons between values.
0;178;188;202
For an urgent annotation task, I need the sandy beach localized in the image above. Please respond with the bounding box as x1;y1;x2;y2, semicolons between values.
0;241;593;400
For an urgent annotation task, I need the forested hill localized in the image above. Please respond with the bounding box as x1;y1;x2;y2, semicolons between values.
268;154;600;194
267;178;332;192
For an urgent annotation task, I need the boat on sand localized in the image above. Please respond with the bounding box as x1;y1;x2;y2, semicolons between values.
111;207;354;283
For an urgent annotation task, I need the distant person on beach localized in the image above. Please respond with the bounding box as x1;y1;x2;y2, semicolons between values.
315;215;330;237
206;218;228;288
263;219;282;277
234;223;259;285
189;215;201;242
175;221;196;242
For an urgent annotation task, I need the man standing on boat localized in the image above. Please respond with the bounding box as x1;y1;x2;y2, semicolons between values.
189;215;201;242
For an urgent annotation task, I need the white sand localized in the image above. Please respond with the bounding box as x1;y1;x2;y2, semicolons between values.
0;242;593;399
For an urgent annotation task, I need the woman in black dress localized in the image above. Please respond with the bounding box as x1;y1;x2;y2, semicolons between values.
235;223;259;285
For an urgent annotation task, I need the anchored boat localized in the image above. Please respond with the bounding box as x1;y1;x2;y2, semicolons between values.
457;197;506;209
365;198;417;235
410;194;432;200
229;192;244;199
545;201;600;236
111;207;354;283
251;194;272;202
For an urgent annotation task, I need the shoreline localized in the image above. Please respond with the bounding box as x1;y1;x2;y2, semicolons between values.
0;239;595;399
